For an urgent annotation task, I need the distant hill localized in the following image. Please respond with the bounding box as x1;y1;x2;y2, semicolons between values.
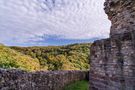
11;43;91;70
0;45;40;71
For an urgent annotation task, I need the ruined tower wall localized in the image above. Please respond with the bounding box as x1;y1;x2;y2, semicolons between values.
105;0;135;36
89;0;135;90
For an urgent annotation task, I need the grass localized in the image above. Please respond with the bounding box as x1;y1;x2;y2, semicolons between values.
64;80;89;90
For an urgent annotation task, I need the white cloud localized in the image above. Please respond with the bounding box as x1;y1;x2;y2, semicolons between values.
0;0;111;45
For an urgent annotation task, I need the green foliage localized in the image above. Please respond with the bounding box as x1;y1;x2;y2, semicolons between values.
0;45;40;71
11;43;91;70
64;80;89;90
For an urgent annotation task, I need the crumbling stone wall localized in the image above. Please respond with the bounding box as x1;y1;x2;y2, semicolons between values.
0;69;88;90
90;0;135;90
104;0;135;36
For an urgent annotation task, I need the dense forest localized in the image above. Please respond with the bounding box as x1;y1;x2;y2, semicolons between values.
0;43;91;71
11;43;91;71
0;44;40;71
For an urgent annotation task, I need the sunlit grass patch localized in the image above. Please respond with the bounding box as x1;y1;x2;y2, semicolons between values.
64;80;88;90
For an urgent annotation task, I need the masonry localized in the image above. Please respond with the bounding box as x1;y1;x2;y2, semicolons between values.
89;0;135;90
0;69;88;90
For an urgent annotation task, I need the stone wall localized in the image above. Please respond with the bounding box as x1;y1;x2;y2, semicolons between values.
104;0;135;36
90;0;135;90
0;69;88;90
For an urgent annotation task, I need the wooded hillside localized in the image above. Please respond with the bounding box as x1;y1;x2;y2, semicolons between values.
11;43;91;70
0;44;40;71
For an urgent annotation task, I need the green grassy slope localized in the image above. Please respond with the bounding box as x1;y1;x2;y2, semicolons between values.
64;80;89;90
11;43;91;70
0;45;40;71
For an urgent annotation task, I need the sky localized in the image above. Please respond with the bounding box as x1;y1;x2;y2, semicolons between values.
0;0;111;46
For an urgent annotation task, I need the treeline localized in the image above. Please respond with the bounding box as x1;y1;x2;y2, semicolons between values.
11;43;91;70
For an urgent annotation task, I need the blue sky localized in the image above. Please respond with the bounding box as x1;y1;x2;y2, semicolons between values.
0;0;111;46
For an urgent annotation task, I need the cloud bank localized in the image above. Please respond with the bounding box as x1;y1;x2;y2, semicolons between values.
0;0;111;46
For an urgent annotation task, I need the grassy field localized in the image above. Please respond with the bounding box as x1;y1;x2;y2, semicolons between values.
64;80;89;90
